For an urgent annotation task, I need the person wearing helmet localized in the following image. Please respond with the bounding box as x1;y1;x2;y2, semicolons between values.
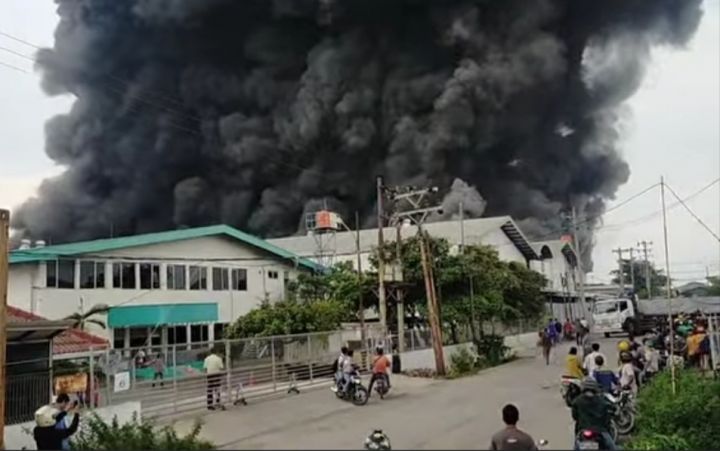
33;402;80;450
331;346;349;392
618;351;637;394
364;429;391;450
571;378;617;450
368;346;392;395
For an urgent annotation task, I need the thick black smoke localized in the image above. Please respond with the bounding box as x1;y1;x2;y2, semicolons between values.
14;0;703;268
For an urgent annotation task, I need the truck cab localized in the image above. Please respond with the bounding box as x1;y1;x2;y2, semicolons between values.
592;297;636;337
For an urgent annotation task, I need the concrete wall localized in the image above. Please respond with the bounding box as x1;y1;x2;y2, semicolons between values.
399;332;539;371
4;401;141;450
8;236;307;340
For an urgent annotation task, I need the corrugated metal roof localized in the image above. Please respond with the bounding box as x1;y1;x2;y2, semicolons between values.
9;225;321;271
268;215;539;260
7;306;109;355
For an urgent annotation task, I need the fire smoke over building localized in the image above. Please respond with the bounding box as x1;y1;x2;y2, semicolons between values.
13;0;703;268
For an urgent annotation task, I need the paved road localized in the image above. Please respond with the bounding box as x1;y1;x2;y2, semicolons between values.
173;338;616;450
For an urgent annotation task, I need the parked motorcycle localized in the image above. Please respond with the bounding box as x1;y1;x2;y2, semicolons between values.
335;370;369;406
605;388;636;436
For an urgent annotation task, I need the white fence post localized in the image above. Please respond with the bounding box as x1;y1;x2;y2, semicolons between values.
271;339;277;392
172;344;178;413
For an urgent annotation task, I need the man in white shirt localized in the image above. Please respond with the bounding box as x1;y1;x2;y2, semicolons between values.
583;343;605;375
204;348;225;410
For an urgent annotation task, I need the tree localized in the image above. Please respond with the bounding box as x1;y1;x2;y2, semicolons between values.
706;276;720;296
611;259;668;299
65;303;110;330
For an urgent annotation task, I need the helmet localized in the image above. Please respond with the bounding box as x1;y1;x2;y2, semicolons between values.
618;340;630;352
35;405;59;428
364;430;391;450
580;377;600;394
619;351;633;363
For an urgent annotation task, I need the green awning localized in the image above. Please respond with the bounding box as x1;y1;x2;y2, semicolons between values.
108;303;218;328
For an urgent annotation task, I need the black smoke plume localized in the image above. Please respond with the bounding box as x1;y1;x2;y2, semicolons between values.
14;0;703;268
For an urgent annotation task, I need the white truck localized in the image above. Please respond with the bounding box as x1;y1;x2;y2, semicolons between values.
592;295;658;338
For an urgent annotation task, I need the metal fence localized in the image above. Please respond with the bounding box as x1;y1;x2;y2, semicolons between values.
68;328;387;421
5;370;51;425
708;314;720;374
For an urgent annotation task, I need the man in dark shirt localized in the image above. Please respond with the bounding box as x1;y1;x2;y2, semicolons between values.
571;378;617;450
592;355;619;394
490;404;538;451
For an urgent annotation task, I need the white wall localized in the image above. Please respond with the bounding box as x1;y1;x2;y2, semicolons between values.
4;401;141;450
8;236;307;339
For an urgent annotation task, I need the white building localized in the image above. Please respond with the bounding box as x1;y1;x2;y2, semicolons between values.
8;225;320;350
531;239;583;320
268;215;541;272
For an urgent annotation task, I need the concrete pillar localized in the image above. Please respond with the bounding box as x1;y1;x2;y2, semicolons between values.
208;322;215;344
123;327;130;358
161;326;168;357
186;324;192;350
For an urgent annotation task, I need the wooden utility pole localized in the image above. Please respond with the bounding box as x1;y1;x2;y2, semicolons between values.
459;203;478;339
638;241;653;298
660;176;676;395
0;209;10;448
419;228;445;375
376;176;387;329
395;224;405;354
571;207;589;327
355;212;365;344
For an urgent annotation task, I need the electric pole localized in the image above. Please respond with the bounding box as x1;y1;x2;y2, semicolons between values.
0;209;10;449
638;241;653;299
660;176;676;395
628;248;636;292
355;212;365;344
612;247;625;293
376;176;387;329
387;186;445;375
395;224;405;354
570;206;589;326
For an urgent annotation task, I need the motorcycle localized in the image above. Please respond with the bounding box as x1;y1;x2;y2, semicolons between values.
560;376;582;407
575;429;603;450
607;388;636;436
374;374;390;399
335;370;369;406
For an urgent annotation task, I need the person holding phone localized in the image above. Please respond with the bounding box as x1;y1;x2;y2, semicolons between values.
34;398;80;450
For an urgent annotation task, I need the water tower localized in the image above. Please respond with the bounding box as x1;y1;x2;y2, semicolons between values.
305;209;343;267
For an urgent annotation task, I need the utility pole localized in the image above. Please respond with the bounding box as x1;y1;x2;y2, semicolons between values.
660;176;676;395
612;247;626;293
376;176;387;329
638;241;653;299
395;223;405;354
388;186;445;375
628;248;636;293
355;212;365;344
570;206;589;327
459;203;478;341
0;209;10;449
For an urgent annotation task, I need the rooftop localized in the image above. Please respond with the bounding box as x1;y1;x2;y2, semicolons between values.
10;224;321;272
7;306;109;356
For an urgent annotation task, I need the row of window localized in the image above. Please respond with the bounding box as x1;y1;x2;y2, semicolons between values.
46;260;254;291
112;324;227;349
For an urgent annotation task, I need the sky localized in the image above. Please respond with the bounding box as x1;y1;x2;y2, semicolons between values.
0;1;718;285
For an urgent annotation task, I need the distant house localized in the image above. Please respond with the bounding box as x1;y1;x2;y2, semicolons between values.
676;281;710;298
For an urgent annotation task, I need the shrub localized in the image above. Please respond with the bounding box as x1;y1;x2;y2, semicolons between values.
626;369;720;450
449;346;477;377
474;334;510;365
71;413;214;450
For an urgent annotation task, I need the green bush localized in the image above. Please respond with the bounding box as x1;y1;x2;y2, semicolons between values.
474;334;510;365
71;413;214;450
449;346;477;377
626;370;720;450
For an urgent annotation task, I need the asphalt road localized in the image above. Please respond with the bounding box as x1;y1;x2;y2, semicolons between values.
172;338;619;450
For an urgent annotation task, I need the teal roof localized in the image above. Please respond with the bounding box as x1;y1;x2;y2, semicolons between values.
9;225;322;271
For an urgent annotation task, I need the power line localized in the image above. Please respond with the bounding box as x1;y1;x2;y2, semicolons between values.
0;60;28;73
664;182;720;242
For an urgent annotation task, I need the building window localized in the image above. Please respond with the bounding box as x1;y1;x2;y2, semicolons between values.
168;326;187;345
190;325;209;343
113;328;125;349
80;261;105;289
113;263;136;289
189;266;207;290
167;265;186;290
212;267;229;291
47;260;75;289
213;323;227;340
139;263;160;290
268;270;279;280
231;268;247;291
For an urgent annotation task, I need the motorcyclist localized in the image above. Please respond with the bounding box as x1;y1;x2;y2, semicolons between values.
364;429;391;450
618;351;637;394
331;346;349;392
571;378;617;450
368;347;391;395
340;348;356;395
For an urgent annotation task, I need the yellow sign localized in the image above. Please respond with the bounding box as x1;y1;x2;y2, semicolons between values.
54;373;88;394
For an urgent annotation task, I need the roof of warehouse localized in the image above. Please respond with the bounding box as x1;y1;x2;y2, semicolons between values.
7;306;109;355
9;224;322;271
269;215;540;261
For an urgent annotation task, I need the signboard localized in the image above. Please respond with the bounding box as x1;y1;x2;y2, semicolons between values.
54;373;88;394
114;371;130;393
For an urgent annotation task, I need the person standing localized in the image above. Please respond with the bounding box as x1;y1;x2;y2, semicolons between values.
553;319;562;344
490;404;538;451
53;394;73;451
151;353;165;388
203;347;225;410
583;343;604;375
538;330;552;366
618;351;637;395
34;402;80;450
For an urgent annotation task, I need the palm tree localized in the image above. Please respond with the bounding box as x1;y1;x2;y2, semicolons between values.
65;302;110;330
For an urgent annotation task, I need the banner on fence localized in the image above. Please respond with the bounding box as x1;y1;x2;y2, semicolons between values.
54;373;87;394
